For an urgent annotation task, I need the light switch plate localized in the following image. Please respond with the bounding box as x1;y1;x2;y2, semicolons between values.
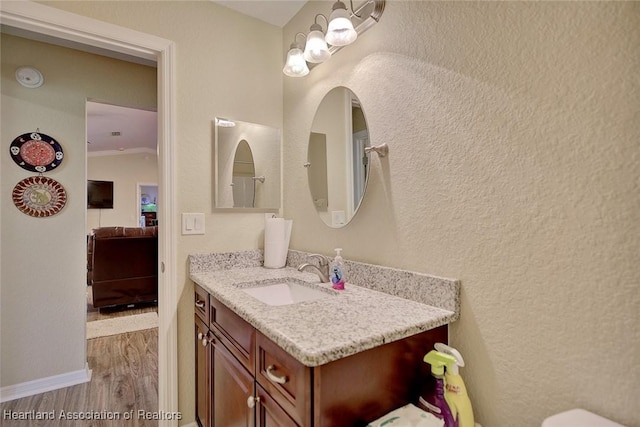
182;213;205;235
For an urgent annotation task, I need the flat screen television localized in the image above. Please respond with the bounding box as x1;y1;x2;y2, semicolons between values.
87;180;114;209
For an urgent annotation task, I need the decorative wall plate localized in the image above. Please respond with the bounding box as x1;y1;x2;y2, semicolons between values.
12;176;67;217
10;132;64;173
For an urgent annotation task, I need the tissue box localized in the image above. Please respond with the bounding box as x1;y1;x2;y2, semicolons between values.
367;404;444;427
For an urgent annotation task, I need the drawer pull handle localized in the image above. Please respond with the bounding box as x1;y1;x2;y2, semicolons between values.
247;395;260;408
195;300;205;309
266;365;288;384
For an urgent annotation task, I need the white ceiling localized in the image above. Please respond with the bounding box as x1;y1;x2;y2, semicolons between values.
213;0;307;27
87;102;157;154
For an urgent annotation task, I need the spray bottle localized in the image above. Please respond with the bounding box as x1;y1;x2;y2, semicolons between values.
419;350;457;427
434;343;475;427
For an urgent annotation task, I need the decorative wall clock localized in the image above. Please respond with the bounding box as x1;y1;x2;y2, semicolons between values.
12;176;67;217
10;131;64;173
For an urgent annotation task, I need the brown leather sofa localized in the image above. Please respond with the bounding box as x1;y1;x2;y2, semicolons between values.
87;226;158;309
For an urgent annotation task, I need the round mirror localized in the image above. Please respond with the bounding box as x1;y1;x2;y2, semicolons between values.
307;87;370;228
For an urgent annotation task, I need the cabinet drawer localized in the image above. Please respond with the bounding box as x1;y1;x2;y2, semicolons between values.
256;332;311;427
194;284;209;323
210;296;255;374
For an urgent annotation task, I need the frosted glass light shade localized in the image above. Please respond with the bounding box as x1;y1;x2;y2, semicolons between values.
326;7;357;46
304;29;331;63
283;47;309;77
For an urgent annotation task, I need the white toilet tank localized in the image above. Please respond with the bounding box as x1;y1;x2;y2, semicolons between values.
542;409;626;427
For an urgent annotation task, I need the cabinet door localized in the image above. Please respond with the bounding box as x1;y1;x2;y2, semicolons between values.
195;316;211;427
212;332;255;427
255;384;299;427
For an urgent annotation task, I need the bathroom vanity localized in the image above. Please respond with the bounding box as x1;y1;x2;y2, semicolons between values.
190;251;460;427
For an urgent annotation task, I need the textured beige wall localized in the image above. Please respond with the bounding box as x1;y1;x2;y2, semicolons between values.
1;34;156;385
284;2;639;427
87;152;159;232
38;1;283;423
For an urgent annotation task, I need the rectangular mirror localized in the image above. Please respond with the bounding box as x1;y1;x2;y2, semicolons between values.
214;117;281;211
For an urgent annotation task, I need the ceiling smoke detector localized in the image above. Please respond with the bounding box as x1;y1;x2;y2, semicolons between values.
15;66;44;88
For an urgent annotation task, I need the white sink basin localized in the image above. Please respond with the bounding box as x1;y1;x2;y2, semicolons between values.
241;282;332;306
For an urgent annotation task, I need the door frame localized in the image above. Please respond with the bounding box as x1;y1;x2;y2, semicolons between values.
0;2;178;424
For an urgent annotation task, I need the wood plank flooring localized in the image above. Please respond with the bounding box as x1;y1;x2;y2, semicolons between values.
2;306;159;426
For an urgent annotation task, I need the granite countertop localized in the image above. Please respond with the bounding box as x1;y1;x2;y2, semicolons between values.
190;266;457;367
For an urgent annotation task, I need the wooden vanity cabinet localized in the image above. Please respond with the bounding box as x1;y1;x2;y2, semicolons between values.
310;326;447;426
194;286;448;427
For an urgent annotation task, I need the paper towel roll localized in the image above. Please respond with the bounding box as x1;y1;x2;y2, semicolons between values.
264;218;292;268
265;217;284;244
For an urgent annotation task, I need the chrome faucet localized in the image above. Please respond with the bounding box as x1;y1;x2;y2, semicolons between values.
297;253;331;283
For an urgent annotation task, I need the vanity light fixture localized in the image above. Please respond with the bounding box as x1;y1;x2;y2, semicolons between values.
303;15;331;63
325;1;357;47
283;32;310;77
283;0;385;77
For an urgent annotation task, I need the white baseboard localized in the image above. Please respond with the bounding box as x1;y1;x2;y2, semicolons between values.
0;363;92;403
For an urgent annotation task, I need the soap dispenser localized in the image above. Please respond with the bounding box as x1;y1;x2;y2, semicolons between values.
330;248;345;290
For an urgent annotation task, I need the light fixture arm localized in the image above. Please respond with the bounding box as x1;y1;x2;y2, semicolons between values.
311;14;329;32
350;0;384;22
349;0;365;18
291;32;307;49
